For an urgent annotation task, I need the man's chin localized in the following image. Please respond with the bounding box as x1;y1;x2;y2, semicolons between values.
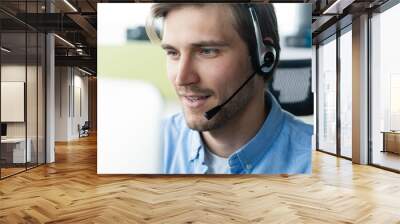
183;111;210;131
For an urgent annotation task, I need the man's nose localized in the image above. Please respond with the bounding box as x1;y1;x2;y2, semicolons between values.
175;54;200;86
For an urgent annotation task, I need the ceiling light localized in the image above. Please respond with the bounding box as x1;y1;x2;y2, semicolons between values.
323;0;354;15
78;67;92;76
1;47;11;53
54;34;75;48
63;0;78;12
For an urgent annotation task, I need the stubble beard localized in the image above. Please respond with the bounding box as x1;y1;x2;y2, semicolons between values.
183;80;256;132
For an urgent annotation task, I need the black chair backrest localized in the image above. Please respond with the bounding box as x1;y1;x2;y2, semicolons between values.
267;59;313;116
82;121;90;129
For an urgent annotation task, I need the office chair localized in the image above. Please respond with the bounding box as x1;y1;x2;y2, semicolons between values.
79;121;90;138
267;59;313;116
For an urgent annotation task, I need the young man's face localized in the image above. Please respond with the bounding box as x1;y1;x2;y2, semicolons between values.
161;5;258;131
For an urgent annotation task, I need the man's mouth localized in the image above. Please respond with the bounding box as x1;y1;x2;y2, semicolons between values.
182;95;211;109
185;95;210;102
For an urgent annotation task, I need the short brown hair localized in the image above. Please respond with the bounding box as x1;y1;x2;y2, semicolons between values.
145;3;281;81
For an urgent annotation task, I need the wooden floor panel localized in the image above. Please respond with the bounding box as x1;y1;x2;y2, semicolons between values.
1;134;400;223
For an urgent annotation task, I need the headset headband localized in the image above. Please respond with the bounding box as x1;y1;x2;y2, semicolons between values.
248;5;277;77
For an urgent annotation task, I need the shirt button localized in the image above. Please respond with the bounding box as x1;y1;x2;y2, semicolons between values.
246;164;252;170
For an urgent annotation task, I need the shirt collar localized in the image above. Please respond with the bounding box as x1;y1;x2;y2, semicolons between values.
188;91;285;168
189;130;203;161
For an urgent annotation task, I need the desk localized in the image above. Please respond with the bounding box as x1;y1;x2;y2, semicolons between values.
1;138;31;163
381;131;400;154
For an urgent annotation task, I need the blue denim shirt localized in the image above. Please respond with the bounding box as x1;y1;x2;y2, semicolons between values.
161;91;313;174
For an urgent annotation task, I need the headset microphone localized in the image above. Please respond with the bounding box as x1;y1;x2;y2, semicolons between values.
204;70;258;120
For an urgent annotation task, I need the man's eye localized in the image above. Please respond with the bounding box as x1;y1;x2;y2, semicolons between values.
165;50;179;58
199;48;219;57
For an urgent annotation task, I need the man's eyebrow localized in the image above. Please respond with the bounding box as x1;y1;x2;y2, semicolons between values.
161;43;175;50
191;40;229;47
161;41;229;50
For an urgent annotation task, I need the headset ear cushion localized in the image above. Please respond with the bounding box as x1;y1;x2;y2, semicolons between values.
259;43;276;75
264;50;275;67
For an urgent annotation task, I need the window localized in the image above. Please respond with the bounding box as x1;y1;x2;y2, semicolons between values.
317;36;337;154
371;2;400;171
339;28;352;158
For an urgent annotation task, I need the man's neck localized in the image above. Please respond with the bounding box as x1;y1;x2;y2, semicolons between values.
201;89;269;158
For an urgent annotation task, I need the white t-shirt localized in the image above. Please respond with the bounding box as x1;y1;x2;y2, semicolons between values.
204;147;229;174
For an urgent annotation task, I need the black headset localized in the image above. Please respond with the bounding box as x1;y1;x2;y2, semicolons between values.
248;5;277;78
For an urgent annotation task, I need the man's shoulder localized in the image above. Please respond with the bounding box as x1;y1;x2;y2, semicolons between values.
281;111;313;139
279;111;313;158
274;111;313;174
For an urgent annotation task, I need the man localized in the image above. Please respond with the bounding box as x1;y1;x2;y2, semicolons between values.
146;3;313;174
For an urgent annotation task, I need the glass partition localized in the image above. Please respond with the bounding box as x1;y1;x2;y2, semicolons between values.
27;31;38;169
38;32;45;165
26;0;43;169
1;31;28;178
0;1;46;179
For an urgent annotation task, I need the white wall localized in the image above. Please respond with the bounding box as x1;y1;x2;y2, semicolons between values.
55;67;89;141
55;66;69;141
73;73;89;137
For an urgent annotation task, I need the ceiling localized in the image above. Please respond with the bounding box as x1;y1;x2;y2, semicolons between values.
0;0;100;73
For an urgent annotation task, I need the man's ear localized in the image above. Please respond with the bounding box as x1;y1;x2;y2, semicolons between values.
263;37;274;46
